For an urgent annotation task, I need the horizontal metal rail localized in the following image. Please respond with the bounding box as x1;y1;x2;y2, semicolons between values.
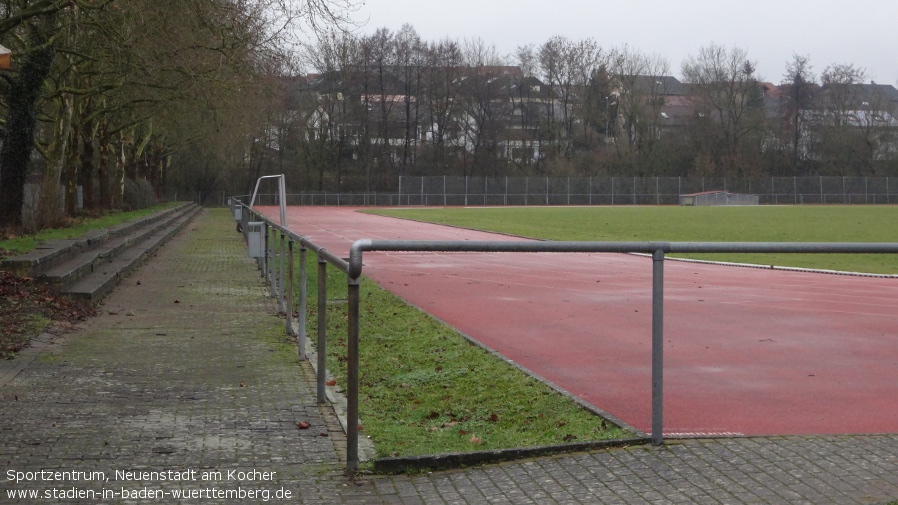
346;238;898;469
348;240;898;279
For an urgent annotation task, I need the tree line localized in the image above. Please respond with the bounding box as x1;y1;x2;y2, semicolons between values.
257;26;898;194
2;13;896;232
0;0;355;230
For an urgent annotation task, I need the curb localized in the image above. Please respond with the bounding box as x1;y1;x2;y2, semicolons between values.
372;437;651;474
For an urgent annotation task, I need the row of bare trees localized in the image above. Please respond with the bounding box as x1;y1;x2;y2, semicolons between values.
259;27;898;194
0;0;356;229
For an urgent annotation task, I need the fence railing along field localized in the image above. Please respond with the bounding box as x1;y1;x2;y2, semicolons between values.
231;195;898;473
396;176;898;206
210;176;898;208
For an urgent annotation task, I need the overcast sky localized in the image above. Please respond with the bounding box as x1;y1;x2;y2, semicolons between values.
348;0;898;86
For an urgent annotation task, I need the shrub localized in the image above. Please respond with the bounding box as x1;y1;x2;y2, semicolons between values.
123;178;157;210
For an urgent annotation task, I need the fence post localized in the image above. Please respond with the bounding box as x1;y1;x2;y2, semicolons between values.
286;239;294;335
298;246;308;361
346;275;361;473
263;224;271;282
652;248;665;446
277;232;285;314
317;256;328;404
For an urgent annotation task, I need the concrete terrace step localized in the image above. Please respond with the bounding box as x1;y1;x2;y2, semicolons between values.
1;203;200;302
63;206;201;302
1;203;192;279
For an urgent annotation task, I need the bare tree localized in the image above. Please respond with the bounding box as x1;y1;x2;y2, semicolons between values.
611;46;672;174
682;44;766;176
778;54;817;174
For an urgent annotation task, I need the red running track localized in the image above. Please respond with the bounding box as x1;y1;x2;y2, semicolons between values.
261;206;898;437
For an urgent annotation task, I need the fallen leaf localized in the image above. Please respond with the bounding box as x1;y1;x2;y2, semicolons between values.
239;382;246;388
325;379;337;387
296;421;311;429
441;421;457;428
563;434;578;442
469;436;482;445
357;424;363;431
174;300;180;304
488;413;499;422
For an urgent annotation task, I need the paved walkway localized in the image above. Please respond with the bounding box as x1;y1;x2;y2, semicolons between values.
1;209;897;504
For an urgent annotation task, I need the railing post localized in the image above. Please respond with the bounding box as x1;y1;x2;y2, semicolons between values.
286;239;294;335
652;248;665;446
317;256;328;404
263;224;270;279
277;232;285;314
267;226;277;298
298;246;308;360
346;275;361;473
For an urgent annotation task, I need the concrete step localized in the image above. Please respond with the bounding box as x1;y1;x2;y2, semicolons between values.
62;205;202;302
36;204;196;290
1;203;192;279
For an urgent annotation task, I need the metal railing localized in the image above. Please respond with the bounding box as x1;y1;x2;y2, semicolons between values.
230;197;898;472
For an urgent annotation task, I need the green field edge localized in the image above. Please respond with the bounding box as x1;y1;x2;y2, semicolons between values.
364;206;898;275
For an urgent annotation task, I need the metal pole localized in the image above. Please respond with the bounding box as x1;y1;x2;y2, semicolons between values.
264;224;271;282
298;246;308;360
278;175;287;227
286;239;294;335
346;276;361;473
277;232;285;314
651;248;665;446
317;257;328;404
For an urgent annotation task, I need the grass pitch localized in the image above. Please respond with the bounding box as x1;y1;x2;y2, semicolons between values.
369;206;898;274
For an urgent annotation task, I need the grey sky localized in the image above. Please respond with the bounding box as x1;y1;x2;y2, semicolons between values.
351;0;898;85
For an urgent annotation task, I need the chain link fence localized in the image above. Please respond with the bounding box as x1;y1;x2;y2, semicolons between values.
209;176;898;207
395;176;898;206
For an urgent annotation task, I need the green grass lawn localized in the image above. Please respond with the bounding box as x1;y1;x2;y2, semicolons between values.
368;205;898;274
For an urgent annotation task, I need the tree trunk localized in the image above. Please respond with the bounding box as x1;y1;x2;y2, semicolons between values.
97;121;112;209
0;45;54;228
79;122;96;210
